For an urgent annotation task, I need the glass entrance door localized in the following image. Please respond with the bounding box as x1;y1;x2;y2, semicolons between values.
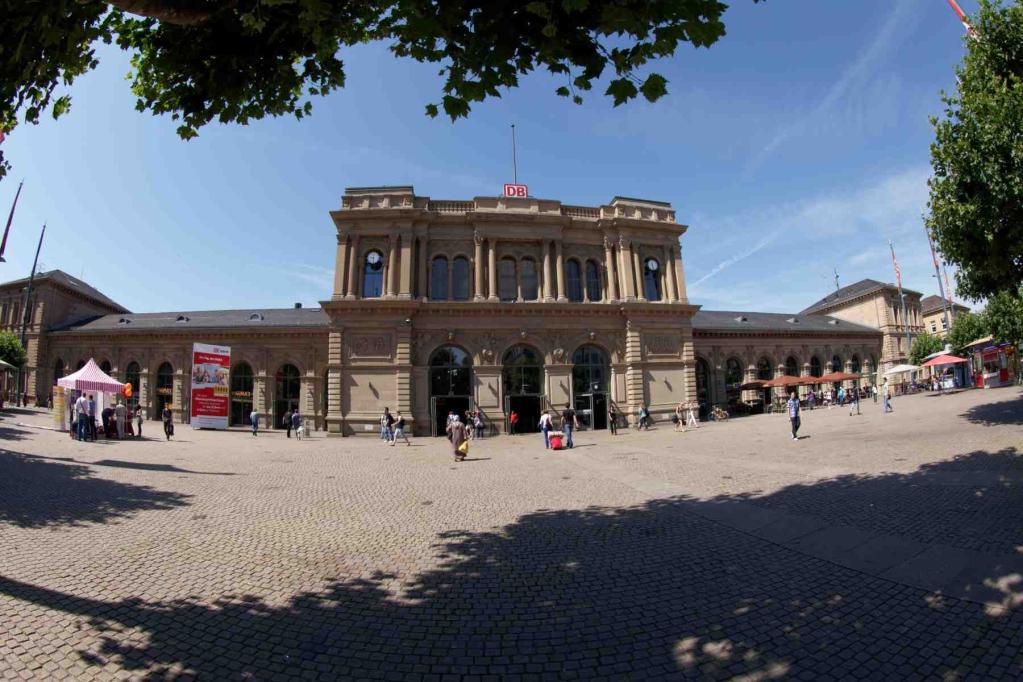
573;393;608;430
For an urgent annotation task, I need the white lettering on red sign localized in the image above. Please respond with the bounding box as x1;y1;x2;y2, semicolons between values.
503;183;528;198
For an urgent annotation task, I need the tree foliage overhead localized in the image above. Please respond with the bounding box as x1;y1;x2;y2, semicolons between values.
0;330;27;369
927;0;1023;300
909;332;943;367
947;310;988;358
985;285;1023;347
0;0;757;178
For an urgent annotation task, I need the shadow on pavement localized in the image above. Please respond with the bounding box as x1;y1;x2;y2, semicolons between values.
3;444;1023;678
17;453;235;476
960;390;1023;426
0;449;191;528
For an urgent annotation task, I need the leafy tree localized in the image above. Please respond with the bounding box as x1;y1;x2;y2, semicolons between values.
985;286;1023;347
0;0;758;179
926;0;1023;300
909;332;943;366
0;330;26;369
947;310;988;357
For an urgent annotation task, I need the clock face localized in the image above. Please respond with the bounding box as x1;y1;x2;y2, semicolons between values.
367;252;382;265
646;259;658;271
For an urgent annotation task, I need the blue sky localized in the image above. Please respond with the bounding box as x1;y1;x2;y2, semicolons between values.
0;0;975;313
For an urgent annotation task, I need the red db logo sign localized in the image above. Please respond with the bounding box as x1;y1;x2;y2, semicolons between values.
503;183;528;198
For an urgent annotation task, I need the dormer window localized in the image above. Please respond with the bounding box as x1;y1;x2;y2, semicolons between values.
828;319;839;325
787;317;800;324
249;313;264;322
118;317;131;325
175;315;189;323
734;315;748;323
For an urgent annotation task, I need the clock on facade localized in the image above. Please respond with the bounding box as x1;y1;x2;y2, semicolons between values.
367;251;382;265
646;258;658;271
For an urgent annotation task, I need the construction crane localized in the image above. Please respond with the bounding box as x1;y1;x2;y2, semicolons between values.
946;0;979;39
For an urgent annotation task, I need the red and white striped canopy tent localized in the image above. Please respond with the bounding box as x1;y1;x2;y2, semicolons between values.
56;359;125;393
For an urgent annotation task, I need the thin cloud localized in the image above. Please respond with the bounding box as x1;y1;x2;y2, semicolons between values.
688;230;780;288
744;0;919;175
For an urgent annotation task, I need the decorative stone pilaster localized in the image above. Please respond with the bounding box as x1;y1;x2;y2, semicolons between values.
326;329;344;434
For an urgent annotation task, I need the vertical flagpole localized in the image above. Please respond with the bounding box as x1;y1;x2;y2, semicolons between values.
889;240;913;363
834;268;840;293
0;179;23;263
925;228;952;336
511;124;518;185
17;223;45;406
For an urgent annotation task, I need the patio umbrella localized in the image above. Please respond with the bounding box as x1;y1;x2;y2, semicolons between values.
817;371;862;383
883;364;919;376
761;375;807;388
920;354;968;368
739;380;766;390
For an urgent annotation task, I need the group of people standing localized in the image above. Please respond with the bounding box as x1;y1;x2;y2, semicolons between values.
68;392;165;441
787;378;894;441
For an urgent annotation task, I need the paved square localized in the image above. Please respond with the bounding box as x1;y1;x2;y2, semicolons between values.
2;387;1023;680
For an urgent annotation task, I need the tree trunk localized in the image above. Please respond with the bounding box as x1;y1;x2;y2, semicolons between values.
103;0;216;26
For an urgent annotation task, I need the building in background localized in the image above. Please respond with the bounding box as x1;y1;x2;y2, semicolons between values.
1;186;884;433
920;295;970;338
800;279;923;371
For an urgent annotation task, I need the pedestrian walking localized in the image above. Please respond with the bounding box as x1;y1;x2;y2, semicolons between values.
539;411;554;448
561;403;578;448
380;407;393;441
250;409;259;436
87;394;97;440
390;412;410;445
608;405;618;435
447;417;468;462
284;409;293;438
291;410;302;439
474;411;484;439
162;405;174;440
807;388;816;410
114;399;127;439
872;384;878;404
672;402;684;432
882;379;892;413
787;391;801;441
849;387;860;416
837;386;846;406
135;405;144;438
509;410;519;435
637;404;650;430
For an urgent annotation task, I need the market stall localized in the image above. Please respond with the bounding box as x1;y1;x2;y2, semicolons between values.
965;336;1018;388
56;359;134;437
920;353;969;390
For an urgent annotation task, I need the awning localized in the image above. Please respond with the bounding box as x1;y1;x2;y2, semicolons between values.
56;358;126;393
817;371;862;382
920;354;969;368
884;364;919;375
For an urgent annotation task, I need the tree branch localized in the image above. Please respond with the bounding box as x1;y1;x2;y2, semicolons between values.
102;0;218;26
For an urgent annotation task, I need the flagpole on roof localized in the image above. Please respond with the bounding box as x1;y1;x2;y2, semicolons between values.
0;179;23;263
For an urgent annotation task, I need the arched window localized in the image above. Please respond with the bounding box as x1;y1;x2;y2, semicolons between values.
362;250;385;298
572;345;609;396
756;357;772;381
53;358;65;381
696;357;710;417
643;258;662;301
566;259;583;302
430;256;449;300
725;358;743;387
452;257;470;301
498;258;517;302
429;346;473;396
585;260;602;302
228;362;253;425
785;356;799;377
100;360;112;374
851;354;861;374
125;361;141;408
520;259;538;301
274;364;301;427
810;356;823;378
155;362;174;418
831;355;843;374
502;345;544;396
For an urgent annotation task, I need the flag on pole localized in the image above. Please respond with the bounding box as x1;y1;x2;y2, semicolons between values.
889;241;902;289
0;179;23;263
947;0;979;39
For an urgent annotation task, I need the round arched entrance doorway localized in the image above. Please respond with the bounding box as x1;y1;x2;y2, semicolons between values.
274;364;300;428
502;345;544;433
572;345;610;430
155;362;173;419
429;346;473;436
230;362;254;426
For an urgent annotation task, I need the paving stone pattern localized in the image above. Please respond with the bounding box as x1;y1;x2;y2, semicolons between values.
1;388;1022;680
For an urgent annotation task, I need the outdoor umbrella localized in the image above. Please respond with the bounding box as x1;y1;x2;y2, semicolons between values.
817;371;862;383
739;380;766;390
883;364;919;376
761;375;808;388
920;354;968;368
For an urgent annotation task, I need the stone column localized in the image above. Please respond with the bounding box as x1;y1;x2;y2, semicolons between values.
385;233;398;298
172;360;186;425
396;324;412;417
487;238;498;301
326;329;344;434
664;245;678;303
618;238;637;301
673;245;687;302
473;231;485;301
633;248;646;301
398;230;413;298
624;322;644;423
542;240;553;301
345;235;360;299
138;368;150;420
555;240;567;302
604;237;619;302
417;235;429;301
333;235;348;299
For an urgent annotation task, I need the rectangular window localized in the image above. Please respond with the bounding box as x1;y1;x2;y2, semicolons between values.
930;322;936;333
498;259;517;302
941;320;947;330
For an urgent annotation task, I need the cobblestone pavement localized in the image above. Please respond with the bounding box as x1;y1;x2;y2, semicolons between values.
1;387;1022;680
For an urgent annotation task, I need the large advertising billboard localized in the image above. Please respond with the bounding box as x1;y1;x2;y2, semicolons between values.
190;343;230;429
